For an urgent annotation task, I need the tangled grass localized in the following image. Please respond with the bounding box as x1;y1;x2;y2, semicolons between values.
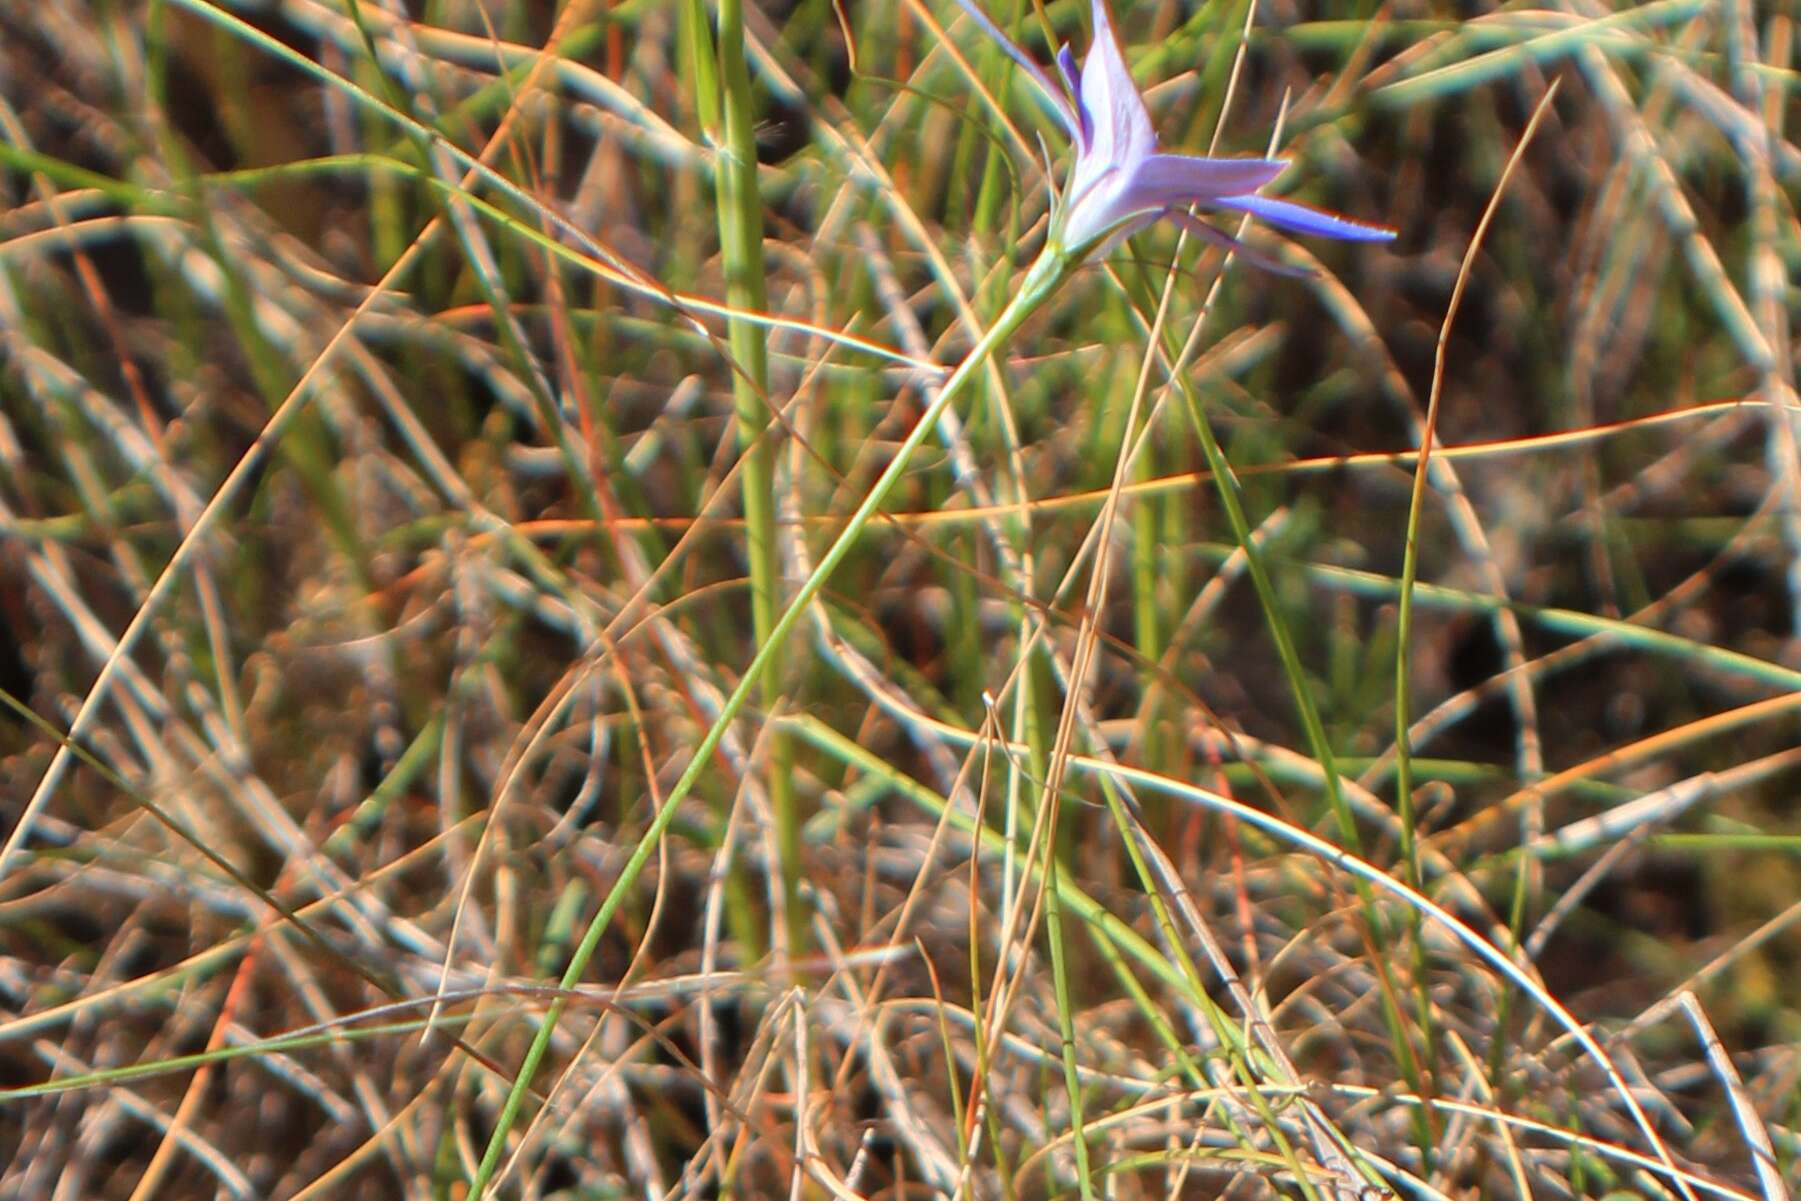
1;0;1798;1198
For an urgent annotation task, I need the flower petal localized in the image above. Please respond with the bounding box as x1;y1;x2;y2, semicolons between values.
1124;153;1290;207
1166;209;1317;277
1055;45;1090;146
1079;0;1157;167
1056;44;1080;95
950;0;1081;141
1214;192;1398;242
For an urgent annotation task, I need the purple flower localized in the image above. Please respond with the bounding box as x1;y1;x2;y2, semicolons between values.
953;0;1395;267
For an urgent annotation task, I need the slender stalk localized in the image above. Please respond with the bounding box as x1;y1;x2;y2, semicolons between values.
1043;852;1095;1199
468;245;1072;1200
1131;420;1162;778
711;0;798;957
1394;87;1557;1162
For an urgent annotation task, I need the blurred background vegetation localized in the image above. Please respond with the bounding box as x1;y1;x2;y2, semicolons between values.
1;0;1798;1197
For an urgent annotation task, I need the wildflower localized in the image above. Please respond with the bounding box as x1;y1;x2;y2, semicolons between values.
953;0;1395;268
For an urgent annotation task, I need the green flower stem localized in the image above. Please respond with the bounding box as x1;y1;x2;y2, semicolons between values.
467;244;1072;1200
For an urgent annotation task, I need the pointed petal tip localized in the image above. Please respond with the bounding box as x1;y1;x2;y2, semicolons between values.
1331;219;1399;242
1056;43;1080;95
1218;192;1398;243
1055;44;1091;145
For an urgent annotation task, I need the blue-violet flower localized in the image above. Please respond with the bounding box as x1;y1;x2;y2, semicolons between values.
953;0;1395;268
